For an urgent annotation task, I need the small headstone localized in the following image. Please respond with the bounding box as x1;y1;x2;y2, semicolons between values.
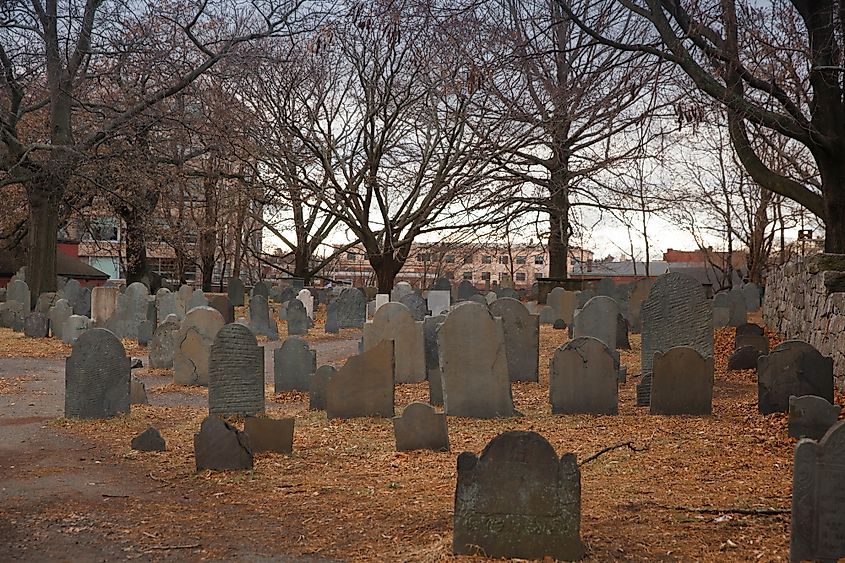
35;292;56;314
208;323;265;417
6;279;31;315
552;318;566;330
130;376;148;404
363;302;425;383
48;299;72;340
399;292;427;321
249;294;278;340
456;279;477;301
390;281;414;303
374;293;390;312
59;279;91;317
251;280;271;300
194;416;253;471
244;417;294;455
650;346;713;415
424;315;445;406
393;402;449;451
453;431;584;560
173;306;225;385
65;328;130;418
131;426;166;452
789;395;840;440
155;289;184;322
209;295;235;324
274;336;316;392
227;277;245;307
177;284;194;309
550;337;617;415
62;315;90;345
137;319;153;346
547;287;577;325
0;301;24;331
484;291;498;305
727;345;761;370
24;312;48;338
326;340;395;419
758;340;834;415
573;295;618;349
285;298;310;336
308;365;336;411
489;298;539;382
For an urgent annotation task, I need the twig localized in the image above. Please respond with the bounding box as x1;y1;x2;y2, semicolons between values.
102;493;129;498
145;543;201;551
580;441;647;466
663;505;789;516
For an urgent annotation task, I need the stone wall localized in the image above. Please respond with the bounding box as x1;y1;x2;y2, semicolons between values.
763;253;845;380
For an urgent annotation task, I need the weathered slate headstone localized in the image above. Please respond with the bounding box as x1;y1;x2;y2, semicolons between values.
244;416;294;454
208;323;265;417
251;280;271;300
424;315;445;406
616;313;631;350
549;337;617;415
727;346;761;370
712;306;730;329
399;292;428;321
547;287;577;325
149;318;180;369
48;299;72;340
274;336;316;392
285;298;310;336
308;365;336;411
194;416;253;471
758;340;834;415
65;328;130;418
0;301;24;331
363;302;425;383
130;376;148;404
6;279;30;314
489;298;539;382
438;302;514;418
326;340;395;419
390;281;414;303
427;290;451;316
173;306;225;385
35;292;56;314
59;279;91;317
107;282;149;339
628;278;655;334
431;277;452;291
325;287;366;333
714;290;747;327
249;294;278;340
24;312;48;338
186;289;208;311
62;315;90;344
131;426;165;451
456;279;478;301
573;295;619;350
538;305;557;325
228;277;245;307
789;395;841;440
735;323;768;354
91;286;119;324
743;282;760;311
209;295;235;324
650;346;714;415
393;402;449;451
496;287;519;300
453;431;584;560
155;289;184;321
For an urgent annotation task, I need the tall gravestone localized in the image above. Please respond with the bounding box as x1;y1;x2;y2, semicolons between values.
228;277;245;307
309;365;336;411
48;298;72;340
251;280;271;300
297;289;314;319
650;346;714;416
177;284;194;310
637;273;712;406
6;279;31;314
59;279;91;317
550;337;617;415
758;340;833;415
363;302;425;383
174;306;225;385
325;287;366;332
149;318;180;369
573;295;619;350
427;290;450;316
249;294;278;340
208;323;265;417
35;292;56;315
743;282;760;311
489;298;539;382
156;289;185;321
424;315;446;406
286;298;310;336
91;286;119;324
453;431;584;560
326;340;395;419
210;295;235;324
456;279;477;301
627;278;655;334
274;336;316;392
438;302;514;418
547;287;577;325
108;282;149;339
65;328;130;418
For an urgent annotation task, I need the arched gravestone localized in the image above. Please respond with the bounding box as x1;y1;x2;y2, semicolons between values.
65;328;130;419
789;395;841;440
62;315;90;344
791;419;845;561
456;279;478;301
713;290;746;327
149;318;180;369
174;306;225;385
431;277;452;291
637;273;712;406
187;289;208;311
650;346;714;415
228;277;245;307
156;289;185;321
399;292;428;321
24;312;48;338
547;287;577;325
251;280;271;300
274;336;316;392
363;302;425;383
297;289;314;319
390;281;414;303
757;340;833;415
489;298;539;382
177;284;194;309
437;301;514;418
208;323;265;417
309;365;336;411
209;295;235;324
573;295;619;350
393;402;449;451
35;292;56;314
108;282;149;339
6;279;31;314
48;298;72;340
549;337;617;415
286;298;310;336
58;279;91;317
453;431;584;560
249;294;278;340
326;340;395;419
326;287;366;331
627;278;655;334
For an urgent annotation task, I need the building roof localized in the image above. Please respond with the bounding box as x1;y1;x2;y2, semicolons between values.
572;261;670;277
0;249;109;280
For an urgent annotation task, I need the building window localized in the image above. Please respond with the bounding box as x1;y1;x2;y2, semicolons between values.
347;252;357;261
463;271;473;280
482;255;492;264
500;273;510;282
444;254;455;263
463;255;473;264
499;255;508;264
515;272;526;281
88;217;119;242
515;256;526;265
481;272;491;281
534;255;545;265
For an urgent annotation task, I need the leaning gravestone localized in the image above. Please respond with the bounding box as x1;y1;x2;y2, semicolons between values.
573;295;619;350
549;337;617;415
24;312;48;338
209;295;235;324
65;328;130;419
650;346;714;416
637;273;712;406
244;417;294;454
194;416;253;471
438;301;514;418
424;315;446;405
62;315;90;344
791;419;845;561
758;340;834;415
309;365;336;411
286;298;310;336
789;395;841;440
208;323;264;417
363;302;425;383
453;431;584;560
326;340;394;419
6;279;31;315
325;287;366;330
489;298;539;382
228;277;245;307
59;279;91;316
149;318;180;369
390;281;414;303
249;294;278;340
173;306;225;385
274;336;316;392
48;299;72;340
399;292;427;321
393;402;449;451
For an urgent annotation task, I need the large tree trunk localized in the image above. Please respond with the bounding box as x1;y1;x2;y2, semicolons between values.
369;251;404;293
124;212;150;286
293;246;312;284
547;167;570;279
747;190;771;284
199;229;216;292
822;159;845;253
26;180;61;306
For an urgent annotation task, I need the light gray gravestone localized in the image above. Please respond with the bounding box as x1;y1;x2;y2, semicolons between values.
228;277;245;307
91;286;119;324
538;305;557;325
547;287;577;325
489;297;539;382
308;365;336;411
244;417;294;454
194;416;253;471
48;298;72;340
399;292;428;321
758;340;834;415
6;279;30;315
743;282;760;311
274;336;316;392
426;290;451;316
393;402;449;451
58;279;91;317
789;395;841;440
155;289;184;322
173;306;225;385
573;295;619;350
363;302;425;383
326;340;395;419
149;318;180;369
390;281;414;303
0;301;24;331
549;336;618;415
649;346;714;416
208;323;265;417
108;282;149;340
62;315;90;345
64;328;130;419
187;289;208;311
249;294;278;340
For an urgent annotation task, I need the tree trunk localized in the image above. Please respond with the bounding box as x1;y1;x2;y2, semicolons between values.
747;190;771;284
26;181;61;306
199;229;216;292
293;246;312;285
547;166;570;279
823;174;845;253
124;212;150;286
370;252;404;293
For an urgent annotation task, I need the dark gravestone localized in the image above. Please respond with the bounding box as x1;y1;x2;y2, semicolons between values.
496;287;519;300
727;346;761;370
274;336;316;392
276;286;297;304
550;337;617;415
393;402;449;451
650;346;714;415
244;416;294;454
308;365;336;411
149;319;180;369
208;323;264;417
137;319;153;347
467;294;487;306
791;419;845;561
65;328;131;419
456;279;477;301
326;287;366;331
251;280;271;299
131;426;166;451
424;315;445;406
453;431;584;560
552;318;566;330
194;416;253;471
616;313;630;350
326;340;395;419
24;312;48;338
789;395;841;440
489;298;539;382
130;376;148;404
249;294;278;340
431;277;452;291
59;279;92;317
539;305;557;325
736;322;764;338
227;277;245;307
735;323;768;354
286;298;310;336
758;340;834;415
0;301;24;331
210;295;235;324
399;292;428;321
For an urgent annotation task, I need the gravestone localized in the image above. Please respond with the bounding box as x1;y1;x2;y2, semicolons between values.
108;282;149;339
156;289;184;321
187;289;208;311
131;426;165;452
627;279;654;334
424;315;446;406
650;346;714;415
62;315;90;344
35;292;56;314
374;293;390;313
637;273;712;406
6;279;30;314
309;365;336;411
496;287;519;300
0;301;24;331
393;402;449;451
326;340;395;419
489;298;539;382
743;282;760;311
275;286;297;304
149;318;180;369
137;320;153;346
228;277;245;307
194;416;253;471
24;312;48;338
712;307;730;329
251;280;271;300
285;298;310;336
59;279;91;317
576;289;595;309
438;302;514;418
249;294;278;340
550;337;617;415
390;281;414;303
208;323;265;417
431;277;452;291
399;292;427;321
177;284;194;309
735;323;768;354
297;289;314;319
427;290;450;316
453;431;584;560
758;340;834;415
789;395;840;440
547;287;577;325
173;306;225;385
616;313;631;350
467;294;487;306
325;287;366;332
244;417;294;454
48;299;72;340
714;290;746;327
573;295;619;350
363;302;425;383
274;336;316;392
130;376;148;404
538;305;557;325
209;295;235;324
91;286;119;324
65;328;130;418
456;279;477;301
791;419;845;561
485;291;498;305
727;346;761;370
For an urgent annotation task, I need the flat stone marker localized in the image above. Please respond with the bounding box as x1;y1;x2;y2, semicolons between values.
326;340;395;419
249;294;278;340
48;299;72;340
789;395;841;440
399;292;427;321
24;312;48;338
286;298;310;336
758;340;834;415
363;302;425;383
130;376;148;404
489;298;539;382
549;337;617;415
208;323;265;417
194;416;253;471
173;306;225;385
390;281;414;303
650;346;714;416
727;346;761;370
62;314;90;345
309;365;336;411
424;315;445;406
791;419;845;561
438;302;514;418
149;319;180;369
453;431;584;560
274;336;316;392
91;286;119;324
427;290;450;316
7;279;31;314
131;426;165;452
209;295;235;324
393;402;449;451
573;295;619;350
228;277;245;307
65;328;130;419
244;416;294;454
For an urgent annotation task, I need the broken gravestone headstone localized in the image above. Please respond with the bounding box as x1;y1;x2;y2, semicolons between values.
393;402;449;452
131;426;166;452
758;340;833;415
326;340;394;419
194;416;253;471
788;395;841;440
